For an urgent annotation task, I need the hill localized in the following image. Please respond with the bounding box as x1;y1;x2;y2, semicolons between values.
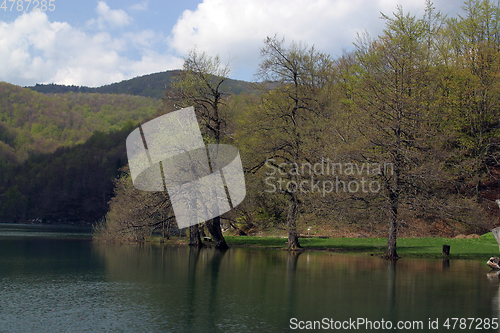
27;70;257;99
0;126;133;225
0;82;161;166
1;71;255;225
0;82;166;225
0;75;254;225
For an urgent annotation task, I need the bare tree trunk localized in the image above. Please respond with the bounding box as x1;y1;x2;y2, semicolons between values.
476;179;482;203
384;197;399;260
199;224;206;238
206;216;229;250
189;224;203;248
384;149;400;260
161;220;169;240
287;193;301;250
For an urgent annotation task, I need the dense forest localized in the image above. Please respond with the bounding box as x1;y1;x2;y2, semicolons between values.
3;0;500;258
95;0;500;259
1;126;132;224
0;84;161;224
0;83;161;163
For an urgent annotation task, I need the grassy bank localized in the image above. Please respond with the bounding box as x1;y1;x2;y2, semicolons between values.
223;233;500;259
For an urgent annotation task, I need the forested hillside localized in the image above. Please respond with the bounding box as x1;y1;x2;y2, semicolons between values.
0;82;160;164
27;70;256;99
0;69;251;225
0;82;163;224
1;126;132;224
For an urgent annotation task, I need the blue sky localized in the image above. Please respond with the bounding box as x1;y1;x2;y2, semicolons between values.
0;0;463;87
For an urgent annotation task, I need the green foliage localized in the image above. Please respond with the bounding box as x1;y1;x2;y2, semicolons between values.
0;82;160;163
233;1;500;253
0;125;135;224
437;0;500;184
0;82;162;224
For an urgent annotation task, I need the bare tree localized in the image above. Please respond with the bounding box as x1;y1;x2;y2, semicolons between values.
244;36;332;249
353;4;442;259
166;48;232;250
93;171;177;243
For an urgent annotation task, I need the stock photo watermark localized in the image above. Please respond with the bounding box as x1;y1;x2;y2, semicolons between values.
126;106;246;229
264;158;393;196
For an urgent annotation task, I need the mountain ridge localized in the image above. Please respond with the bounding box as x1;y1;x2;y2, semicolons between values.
26;70;257;99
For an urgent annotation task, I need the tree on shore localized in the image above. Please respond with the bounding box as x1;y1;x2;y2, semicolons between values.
93;171;177;242
352;3;442;259
167;49;232;250
241;36;333;249
91;0;500;248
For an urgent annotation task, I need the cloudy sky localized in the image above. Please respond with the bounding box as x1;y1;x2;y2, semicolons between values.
0;0;463;87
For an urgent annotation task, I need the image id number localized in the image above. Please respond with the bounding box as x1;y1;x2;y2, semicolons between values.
1;0;55;12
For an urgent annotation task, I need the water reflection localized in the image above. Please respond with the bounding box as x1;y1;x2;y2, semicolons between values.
207;249;227;331
285;251;302;323
385;260;397;326
185;247;200;332
0;226;499;332
443;258;450;269
486;269;500;329
91;245;499;332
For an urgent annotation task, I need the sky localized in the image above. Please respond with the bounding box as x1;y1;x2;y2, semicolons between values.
0;0;464;87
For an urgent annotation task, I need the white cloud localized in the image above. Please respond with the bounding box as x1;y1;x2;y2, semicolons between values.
124;29;163;49
167;0;447;79
86;1;132;30
0;0;466;87
0;11;182;87
130;1;149;11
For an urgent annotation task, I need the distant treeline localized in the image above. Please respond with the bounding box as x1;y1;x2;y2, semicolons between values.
27;70;257;99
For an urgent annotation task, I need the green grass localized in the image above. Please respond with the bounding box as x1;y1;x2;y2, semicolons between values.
224;233;500;259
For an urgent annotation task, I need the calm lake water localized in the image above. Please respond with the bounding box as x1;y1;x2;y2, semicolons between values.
0;224;499;332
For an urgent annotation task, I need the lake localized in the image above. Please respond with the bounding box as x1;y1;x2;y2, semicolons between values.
0;224;499;332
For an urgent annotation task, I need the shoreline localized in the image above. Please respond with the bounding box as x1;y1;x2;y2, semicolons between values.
134;234;500;260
